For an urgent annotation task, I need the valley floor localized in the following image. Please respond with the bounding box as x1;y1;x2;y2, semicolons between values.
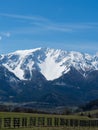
0;127;98;130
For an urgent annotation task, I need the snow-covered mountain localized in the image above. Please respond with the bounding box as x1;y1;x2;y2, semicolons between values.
0;48;98;81
0;48;98;106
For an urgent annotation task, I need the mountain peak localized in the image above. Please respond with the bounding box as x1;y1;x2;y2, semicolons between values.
8;47;42;56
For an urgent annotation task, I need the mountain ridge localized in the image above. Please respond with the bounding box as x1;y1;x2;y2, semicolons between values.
0;47;98;81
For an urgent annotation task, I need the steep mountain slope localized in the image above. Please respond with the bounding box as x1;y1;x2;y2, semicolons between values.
0;48;98;106
0;65;20;101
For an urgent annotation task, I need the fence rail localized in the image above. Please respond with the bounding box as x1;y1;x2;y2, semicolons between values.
0;117;98;128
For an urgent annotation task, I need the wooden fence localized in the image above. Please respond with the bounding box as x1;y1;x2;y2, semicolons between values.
0;117;98;128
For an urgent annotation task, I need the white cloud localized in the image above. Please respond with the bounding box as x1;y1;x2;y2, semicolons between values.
0;36;2;40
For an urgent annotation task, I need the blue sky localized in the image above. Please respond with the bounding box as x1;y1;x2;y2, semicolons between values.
0;0;98;54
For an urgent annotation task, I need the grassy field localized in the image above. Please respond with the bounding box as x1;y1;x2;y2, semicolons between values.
77;108;98;118
0;127;98;130
0;112;89;119
83;109;98;115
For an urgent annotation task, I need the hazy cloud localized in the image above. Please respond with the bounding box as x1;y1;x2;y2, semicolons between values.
2;32;11;37
0;32;11;39
0;13;98;34
0;13;48;22
30;21;98;33
0;36;2;40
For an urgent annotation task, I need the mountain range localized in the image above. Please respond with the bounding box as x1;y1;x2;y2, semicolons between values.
0;48;98;107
